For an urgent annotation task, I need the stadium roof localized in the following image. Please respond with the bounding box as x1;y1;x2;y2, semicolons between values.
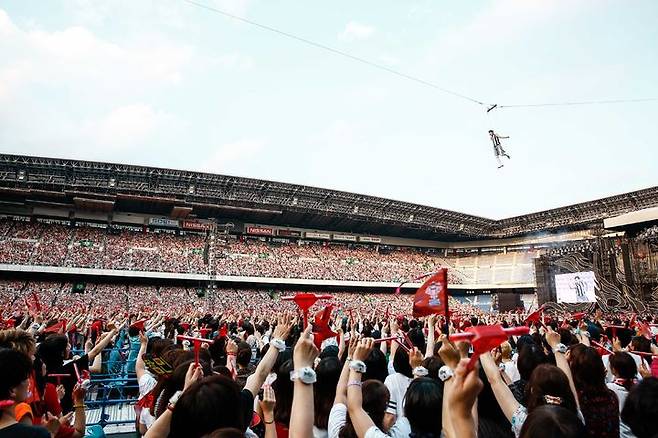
0;154;656;241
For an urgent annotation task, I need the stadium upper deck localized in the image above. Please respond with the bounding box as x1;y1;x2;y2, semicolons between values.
0;154;656;241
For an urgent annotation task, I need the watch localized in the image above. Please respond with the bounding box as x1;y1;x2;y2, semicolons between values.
349;360;367;374
290;367;317;384
438;365;454;382
553;343;567;354
167;390;183;411
270;338;286;352
412;366;429;377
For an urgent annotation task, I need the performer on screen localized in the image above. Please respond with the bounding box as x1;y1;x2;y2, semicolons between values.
488;130;511;168
570;275;589;302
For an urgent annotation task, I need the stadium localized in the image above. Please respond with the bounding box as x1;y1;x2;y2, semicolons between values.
0;153;657;313
3;0;658;436
1;156;658;437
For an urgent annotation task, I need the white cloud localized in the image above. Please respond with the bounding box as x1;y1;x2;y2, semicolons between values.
215;53;255;71
429;0;590;58
90;104;166;148
339;21;375;42
213;0;252;17
203;139;266;173
0;8;198;159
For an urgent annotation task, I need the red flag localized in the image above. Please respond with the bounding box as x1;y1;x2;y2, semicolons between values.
312;305;337;349
25;292;41;314
281;293;333;328
571;312;586;321
451;325;529;369
130;319;148;332
524;305;544;325
44;320;65;334
412;269;448;318
636;321;652;340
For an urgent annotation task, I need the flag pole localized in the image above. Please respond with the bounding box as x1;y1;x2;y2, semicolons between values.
443;268;450;334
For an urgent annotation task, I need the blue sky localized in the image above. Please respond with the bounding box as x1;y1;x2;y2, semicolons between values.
1;0;656;219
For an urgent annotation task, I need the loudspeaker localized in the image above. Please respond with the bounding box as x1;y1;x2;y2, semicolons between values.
497;293;522;312
534;257;552;305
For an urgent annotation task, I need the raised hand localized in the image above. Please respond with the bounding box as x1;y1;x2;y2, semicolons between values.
183;362;203;391
438;335;460;370
352;337;374;362
409;347;423;369
293;325;319;368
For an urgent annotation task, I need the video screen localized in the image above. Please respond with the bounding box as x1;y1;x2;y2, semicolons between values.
555;271;597;303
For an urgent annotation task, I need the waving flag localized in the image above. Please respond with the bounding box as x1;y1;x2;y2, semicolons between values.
412;268;448;318
524;304;545;325
312;305;337;349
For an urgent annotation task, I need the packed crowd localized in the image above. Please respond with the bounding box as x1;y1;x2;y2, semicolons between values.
1;282;657;438
0;219;542;284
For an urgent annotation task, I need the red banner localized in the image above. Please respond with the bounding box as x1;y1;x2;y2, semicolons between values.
247;226;274;236
182;220;213;231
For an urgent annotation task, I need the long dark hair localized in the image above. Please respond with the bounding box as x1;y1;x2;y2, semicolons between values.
151;359;210;418
404;377;443;437
525;364;578;414
314;356;341;430
170;375;245;437
568;345;607;394
272;359;294;427
519;405;586;438
339;380;389;438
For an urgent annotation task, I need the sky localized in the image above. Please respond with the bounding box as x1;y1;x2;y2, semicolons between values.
0;0;656;219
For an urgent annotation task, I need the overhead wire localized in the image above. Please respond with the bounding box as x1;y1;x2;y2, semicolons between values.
498;97;658;109
180;0;487;106
180;0;658;112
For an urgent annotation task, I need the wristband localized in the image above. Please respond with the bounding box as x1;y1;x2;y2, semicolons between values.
167;390;183;412
438;365;454;382
349;360;367;374
73;404;85;409
553;343;567;354
290;367;317;384
412;366;429;377
347;380;362;387
270;338;286;352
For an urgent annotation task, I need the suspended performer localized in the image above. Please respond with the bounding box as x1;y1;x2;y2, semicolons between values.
488;129;511;168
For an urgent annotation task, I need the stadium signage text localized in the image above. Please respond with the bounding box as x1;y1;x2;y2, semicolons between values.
333;234;357;242
305;231;331;240
182;220;213;231
148;217;179;228
358;236;381;243
247;226;275;236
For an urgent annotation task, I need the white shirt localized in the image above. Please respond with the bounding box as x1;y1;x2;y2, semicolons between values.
502;360;520;383
606;382;629;412
327;403;411;438
384;373;411;420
